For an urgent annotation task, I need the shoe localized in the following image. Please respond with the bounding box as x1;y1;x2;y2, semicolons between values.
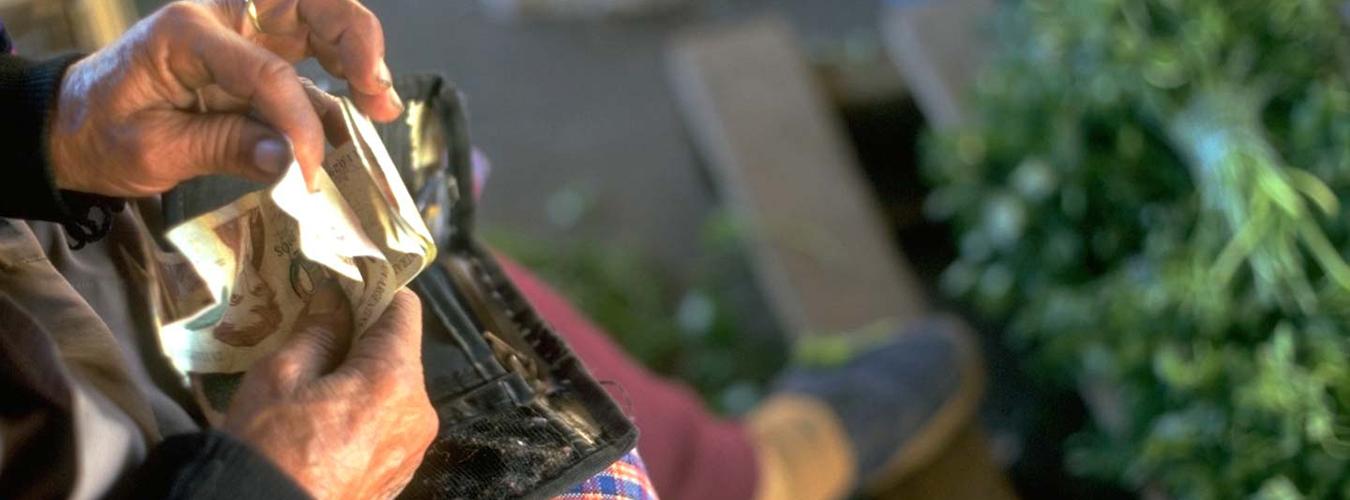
746;315;984;500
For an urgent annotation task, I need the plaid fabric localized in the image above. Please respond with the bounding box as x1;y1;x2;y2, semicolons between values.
554;450;659;500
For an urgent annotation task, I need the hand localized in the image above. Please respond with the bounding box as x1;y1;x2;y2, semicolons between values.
47;0;400;197
195;0;402;121
223;285;437;499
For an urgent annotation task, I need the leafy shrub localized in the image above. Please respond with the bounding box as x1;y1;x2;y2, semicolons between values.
925;0;1350;497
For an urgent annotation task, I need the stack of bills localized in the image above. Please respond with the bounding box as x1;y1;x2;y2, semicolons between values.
157;98;437;375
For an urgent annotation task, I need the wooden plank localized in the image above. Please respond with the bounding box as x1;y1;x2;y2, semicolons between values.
668;18;1016;497
880;0;996;128
667;16;927;337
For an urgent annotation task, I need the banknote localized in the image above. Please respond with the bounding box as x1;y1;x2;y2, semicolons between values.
157;99;437;374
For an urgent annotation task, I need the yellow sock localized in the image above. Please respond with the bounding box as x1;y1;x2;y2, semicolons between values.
746;395;857;500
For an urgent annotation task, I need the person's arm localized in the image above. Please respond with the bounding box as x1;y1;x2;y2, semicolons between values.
2;0;433;495
0;52;82;220
1;20;124;247
0;0;403;243
0;290;307;499
0;52;123;245
0;283;433;499
117;431;311;500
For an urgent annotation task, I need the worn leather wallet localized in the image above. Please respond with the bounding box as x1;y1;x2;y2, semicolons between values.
162;74;638;499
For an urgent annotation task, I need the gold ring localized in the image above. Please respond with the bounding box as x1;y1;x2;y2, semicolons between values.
245;0;265;34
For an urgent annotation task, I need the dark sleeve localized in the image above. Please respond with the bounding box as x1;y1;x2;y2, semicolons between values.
0;53;124;247
115;431;312;500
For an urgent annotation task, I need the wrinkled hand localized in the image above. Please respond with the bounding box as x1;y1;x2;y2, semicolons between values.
223;286;437;499
48;0;401;196
195;0;399;118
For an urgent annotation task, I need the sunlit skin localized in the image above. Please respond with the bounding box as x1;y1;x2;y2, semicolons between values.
226;286;437;500
48;0;402;195
40;1;437;498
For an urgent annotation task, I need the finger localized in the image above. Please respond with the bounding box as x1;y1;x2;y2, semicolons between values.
304;40;395;122
300;78;351;145
337;288;423;378
158;3;325;187
348;85;402;122
221;0;403;122
146;112;295;184
197;85;250;112
216;78;348;146
376;458;424;500
307;31;345;78
271;280;354;382
294;0;403;121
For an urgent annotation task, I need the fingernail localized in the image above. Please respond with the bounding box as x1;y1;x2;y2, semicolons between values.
253;137;292;175
388;90;405;115
377;61;394;89
307;282;344;315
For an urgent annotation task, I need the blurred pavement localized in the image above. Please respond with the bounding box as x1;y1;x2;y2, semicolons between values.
355;0;879;282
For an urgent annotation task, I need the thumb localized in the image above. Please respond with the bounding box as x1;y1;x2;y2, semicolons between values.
339;289;423;377
174;112;296;184
301;79;351;146
273;280;354;380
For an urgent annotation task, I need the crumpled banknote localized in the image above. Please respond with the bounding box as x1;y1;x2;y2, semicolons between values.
157;98;437;374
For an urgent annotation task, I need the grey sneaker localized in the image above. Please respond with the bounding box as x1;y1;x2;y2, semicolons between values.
772;315;985;494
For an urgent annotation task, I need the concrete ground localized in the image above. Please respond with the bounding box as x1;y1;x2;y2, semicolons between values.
120;0;883;291
355;0;881;282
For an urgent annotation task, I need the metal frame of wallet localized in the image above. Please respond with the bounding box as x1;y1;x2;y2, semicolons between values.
163;75;639;500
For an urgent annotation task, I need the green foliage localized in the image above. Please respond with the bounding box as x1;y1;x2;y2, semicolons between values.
924;0;1350;497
